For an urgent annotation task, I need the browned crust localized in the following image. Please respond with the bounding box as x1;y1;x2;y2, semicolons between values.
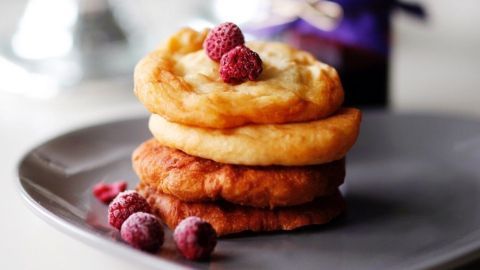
133;28;344;129
138;183;346;236
132;139;345;208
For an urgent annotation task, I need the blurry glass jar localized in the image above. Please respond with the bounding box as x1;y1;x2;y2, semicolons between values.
242;0;425;108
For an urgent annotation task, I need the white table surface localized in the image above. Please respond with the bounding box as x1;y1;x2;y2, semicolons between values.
1;79;147;270
1;0;480;269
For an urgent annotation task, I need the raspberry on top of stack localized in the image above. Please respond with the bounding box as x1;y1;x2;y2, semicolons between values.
132;22;361;236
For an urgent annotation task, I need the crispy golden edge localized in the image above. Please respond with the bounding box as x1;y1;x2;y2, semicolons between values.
138;184;346;236
132;139;345;208
133;28;344;128
149;108;361;166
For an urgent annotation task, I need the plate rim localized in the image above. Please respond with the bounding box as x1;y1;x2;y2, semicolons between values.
16;173;190;270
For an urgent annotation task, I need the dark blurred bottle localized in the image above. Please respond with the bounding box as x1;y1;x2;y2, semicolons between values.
245;0;425;108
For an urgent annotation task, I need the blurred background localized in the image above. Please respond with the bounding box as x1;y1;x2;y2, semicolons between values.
1;0;479;121
1;0;480;269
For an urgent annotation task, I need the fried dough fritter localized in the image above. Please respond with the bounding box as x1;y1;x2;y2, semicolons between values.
133;139;345;208
138;184;346;236
149;108;361;166
134;28;344;129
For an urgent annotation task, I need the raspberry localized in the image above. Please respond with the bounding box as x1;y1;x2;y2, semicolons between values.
92;181;127;204
173;216;217;260
203;22;245;61
220;45;263;84
120;212;164;252
108;190;151;229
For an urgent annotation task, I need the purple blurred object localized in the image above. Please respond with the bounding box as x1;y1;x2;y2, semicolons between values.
246;0;425;107
250;0;425;55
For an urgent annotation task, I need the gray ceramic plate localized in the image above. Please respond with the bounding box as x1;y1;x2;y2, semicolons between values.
17;111;480;270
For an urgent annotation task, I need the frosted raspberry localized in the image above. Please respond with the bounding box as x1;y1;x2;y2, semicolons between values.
173;216;217;260
120;212;164;252
108;190;151;229
203;22;245;61
92;181;127;204
220;45;263;84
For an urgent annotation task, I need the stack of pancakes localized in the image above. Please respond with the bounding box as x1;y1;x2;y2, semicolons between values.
132;28;361;236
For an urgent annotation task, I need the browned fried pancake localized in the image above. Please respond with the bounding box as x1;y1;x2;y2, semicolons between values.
134;28;344;129
133;139;345;208
138;183;346;236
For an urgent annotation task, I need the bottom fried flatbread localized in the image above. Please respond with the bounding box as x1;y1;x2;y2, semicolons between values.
138;183;346;236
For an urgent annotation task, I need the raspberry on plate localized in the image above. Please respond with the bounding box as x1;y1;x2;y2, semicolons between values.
203;22;244;61
120;212;164;252
173;216;217;260
108;190;151;229
220;45;263;84
92;181;127;204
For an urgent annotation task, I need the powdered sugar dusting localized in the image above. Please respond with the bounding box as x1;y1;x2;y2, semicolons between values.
203;22;245;61
173;216;217;260
120;212;164;252
108;190;151;229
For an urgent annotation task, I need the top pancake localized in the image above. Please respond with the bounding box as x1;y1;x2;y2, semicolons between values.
134;28;344;128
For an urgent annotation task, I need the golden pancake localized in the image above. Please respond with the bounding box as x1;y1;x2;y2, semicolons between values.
149;108;361;166
138;184;346;236
134;28;344;129
132;139;345;208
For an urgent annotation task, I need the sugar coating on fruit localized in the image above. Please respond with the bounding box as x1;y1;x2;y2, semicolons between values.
92;181;127;204
108;190;151;229
120;212;164;252
220;45;263;84
203;22;244;61
173;216;217;260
